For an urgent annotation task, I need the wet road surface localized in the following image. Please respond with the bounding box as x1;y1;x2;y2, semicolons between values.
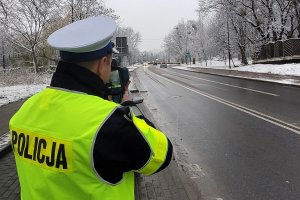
134;66;300;200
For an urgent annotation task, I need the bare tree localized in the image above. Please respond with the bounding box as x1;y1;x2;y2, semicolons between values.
198;0;242;66
188;19;210;66
163;32;183;63
115;26;141;65
0;0;120;71
163;21;187;63
232;0;298;42
206;12;233;65
227;7;249;65
66;0;118;22
0;30;10;69
198;0;300;64
38;15;70;65
0;0;59;72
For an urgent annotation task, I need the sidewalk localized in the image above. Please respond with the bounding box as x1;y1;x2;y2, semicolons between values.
0;100;25;156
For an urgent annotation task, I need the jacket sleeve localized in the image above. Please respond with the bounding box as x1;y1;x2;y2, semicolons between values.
92;108;172;184
131;114;172;176
135;113;173;174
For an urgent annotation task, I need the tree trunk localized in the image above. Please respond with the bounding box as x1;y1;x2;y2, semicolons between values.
223;51;227;66
32;47;38;73
202;48;207;67
293;0;300;38
298;23;300;38
2;40;5;69
239;45;248;65
71;0;74;22
197;53;202;66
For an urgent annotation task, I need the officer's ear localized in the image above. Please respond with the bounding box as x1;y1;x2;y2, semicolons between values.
96;56;106;74
104;54;112;67
96;55;112;82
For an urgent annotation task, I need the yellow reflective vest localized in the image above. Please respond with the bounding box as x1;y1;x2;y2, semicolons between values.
9;87;168;200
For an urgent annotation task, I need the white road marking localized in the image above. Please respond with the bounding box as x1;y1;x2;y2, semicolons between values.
154;73;300;135
167;71;280;97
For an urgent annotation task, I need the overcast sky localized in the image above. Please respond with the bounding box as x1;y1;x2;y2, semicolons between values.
105;0;199;52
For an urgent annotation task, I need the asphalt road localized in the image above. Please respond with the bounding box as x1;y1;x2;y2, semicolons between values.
135;66;300;200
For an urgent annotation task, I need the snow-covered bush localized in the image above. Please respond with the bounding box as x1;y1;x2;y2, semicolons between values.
0;67;52;86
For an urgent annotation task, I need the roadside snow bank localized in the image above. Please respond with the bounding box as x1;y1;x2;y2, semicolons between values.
175;63;300;76
0;84;46;107
233;63;300;76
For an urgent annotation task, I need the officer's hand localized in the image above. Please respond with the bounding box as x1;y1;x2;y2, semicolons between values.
121;81;131;103
122;91;130;102
124;80;131;91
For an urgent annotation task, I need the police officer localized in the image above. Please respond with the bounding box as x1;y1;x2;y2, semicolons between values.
10;16;172;200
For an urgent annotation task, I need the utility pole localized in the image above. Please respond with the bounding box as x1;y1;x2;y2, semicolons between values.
2;40;5;69
71;0;74;22
227;11;231;69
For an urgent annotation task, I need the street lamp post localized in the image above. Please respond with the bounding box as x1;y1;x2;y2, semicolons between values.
226;8;231;69
2;40;5;69
185;27;192;65
174;26;183;64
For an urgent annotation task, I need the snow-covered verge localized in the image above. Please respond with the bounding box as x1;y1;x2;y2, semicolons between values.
127;64;142;72
0;68;51;86
0;85;47;107
176;59;300;77
231;63;300;76
0;68;51;107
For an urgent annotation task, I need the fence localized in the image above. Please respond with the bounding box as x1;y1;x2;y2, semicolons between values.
253;38;300;64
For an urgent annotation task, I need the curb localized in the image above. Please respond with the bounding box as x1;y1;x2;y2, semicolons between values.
173;67;300;88
0;132;11;158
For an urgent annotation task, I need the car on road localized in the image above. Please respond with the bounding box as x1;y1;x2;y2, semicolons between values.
160;63;167;68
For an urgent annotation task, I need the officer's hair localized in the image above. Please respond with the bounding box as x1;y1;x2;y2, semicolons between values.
76;54;112;70
76;60;98;70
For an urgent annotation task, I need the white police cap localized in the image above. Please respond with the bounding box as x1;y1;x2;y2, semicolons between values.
47;16;117;62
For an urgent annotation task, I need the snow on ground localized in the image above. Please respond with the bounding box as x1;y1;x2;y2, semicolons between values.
127;64;143;72
232;63;300;76
175;59;300;77
0;84;47;107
